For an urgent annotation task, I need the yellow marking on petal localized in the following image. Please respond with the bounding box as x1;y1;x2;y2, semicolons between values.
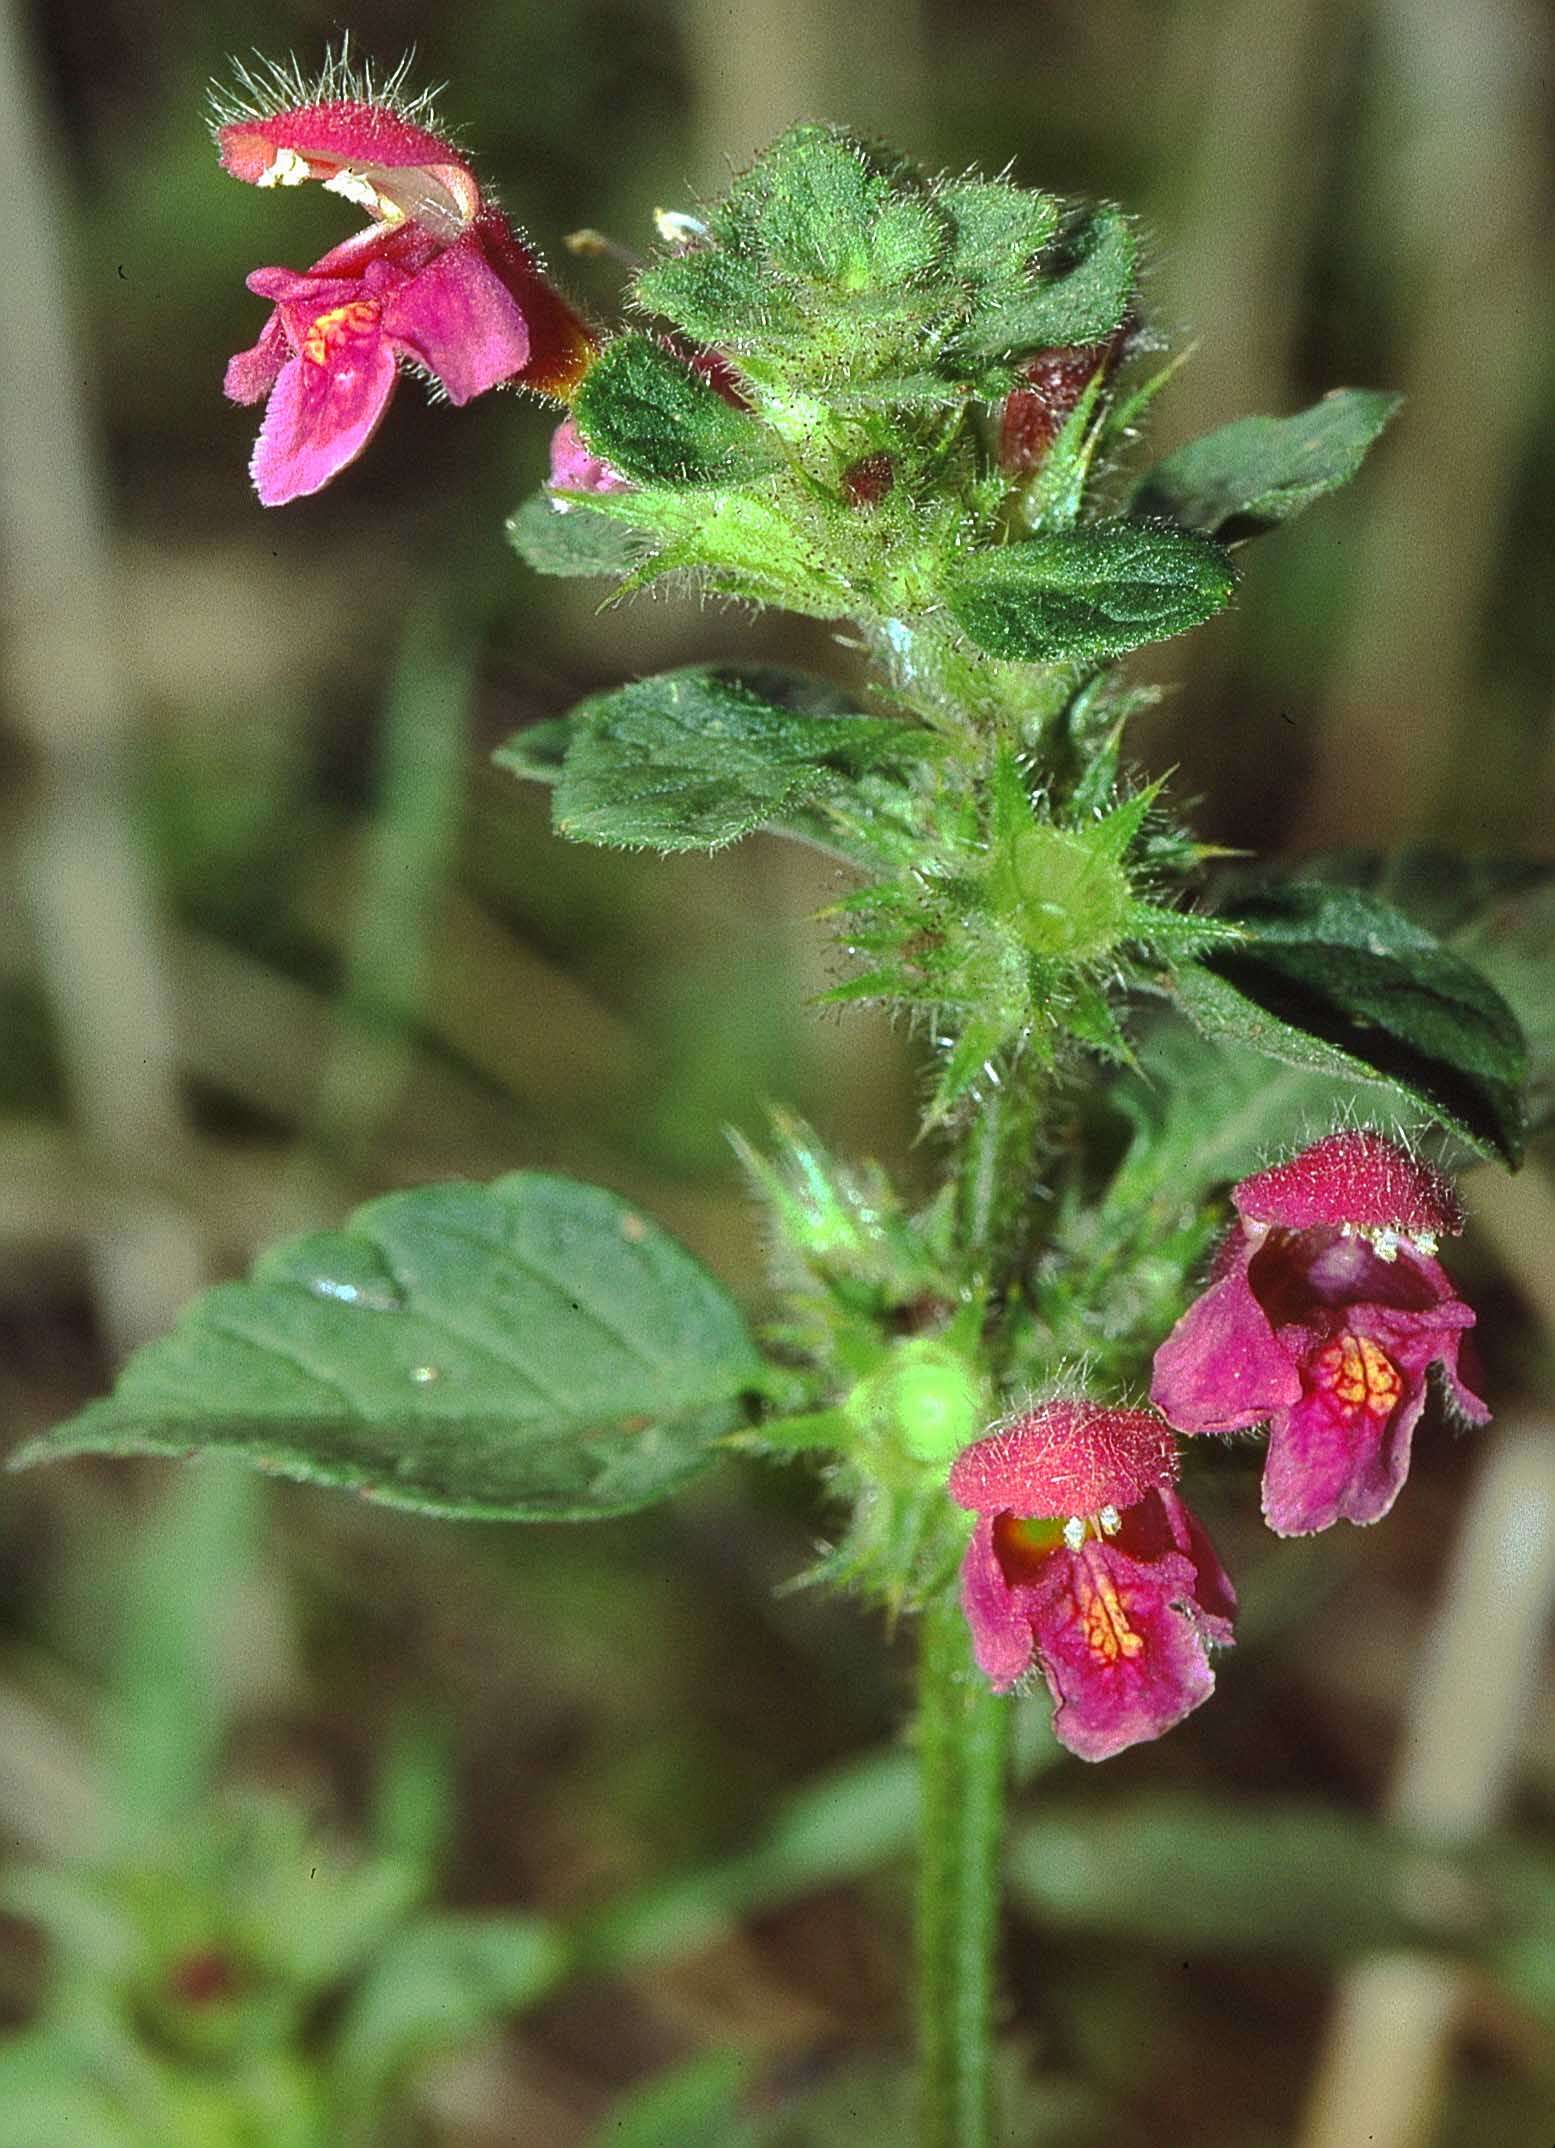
1313;1332;1403;1420
256;145;312;188
301;300;382;368
1078;1561;1144;1665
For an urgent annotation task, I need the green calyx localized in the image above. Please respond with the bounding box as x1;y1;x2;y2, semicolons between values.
988;822;1133;959
831;749;1236;1120
846;1340;988;1475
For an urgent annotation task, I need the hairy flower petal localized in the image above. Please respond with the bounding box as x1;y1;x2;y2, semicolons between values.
961;1515;1042;1690
950;1401;1178;1520
1025;1534;1217;1760
223;312;290;405
217;99;481;239
1149;1249;1301;1433
382;233;531;403
249;333;399;507
1233;1128;1463;1239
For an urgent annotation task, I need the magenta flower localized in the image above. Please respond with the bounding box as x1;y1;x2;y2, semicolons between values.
546;414;631;503
1151;1130;1489;1537
948;1403;1235;1760
214;64;595;504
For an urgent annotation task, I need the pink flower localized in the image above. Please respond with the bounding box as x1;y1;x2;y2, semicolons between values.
546;414;630;503
215;67;594;504
948;1403;1235;1760
1151;1131;1489;1537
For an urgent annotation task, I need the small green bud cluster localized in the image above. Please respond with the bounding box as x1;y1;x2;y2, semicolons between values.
525;124;1233;666
507;123;1249;1126
507;121;1412;1187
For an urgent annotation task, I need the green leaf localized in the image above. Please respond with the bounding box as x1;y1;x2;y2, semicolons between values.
103;1463;261;1846
1242;849;1555;1139
584;2053;754;2148
1176;883;1528;1163
1451;870;1555;1136
635;128;959;382
0;2038;131;2148
1299;846;1552;940
954;203;1136;361
506;491;653;579
0;1867;139;1979
1009;1796;1458;1956
12;1176;761;1521
494;716;571;784
583;1748;921;1973
944;520;1236;665
369;1718;455;1878
1108;1013;1415;1215
334;1915;568;2117
578;483;855;616
825;369;976;412
733;124;943;292
572;335;779;488
1129;388;1402;539
636;234;800;356
937;177;1061;290
507;666;934;854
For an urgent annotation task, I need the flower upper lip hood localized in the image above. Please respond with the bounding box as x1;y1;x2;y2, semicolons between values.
211;51;484;239
949;1399;1178;1520
1151;1130;1487;1537
216;96;482;238
1231;1128;1463;1242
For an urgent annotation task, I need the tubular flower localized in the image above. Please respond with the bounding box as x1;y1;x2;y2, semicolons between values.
948;1403;1235;1760
213;55;595;504
1151;1130;1489;1538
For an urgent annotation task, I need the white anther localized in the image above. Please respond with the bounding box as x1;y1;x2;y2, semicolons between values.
1062;1515;1086;1552
257;146;312;188
1411;1231;1439;1257
324;167;387;215
1098;1504;1121;1535
1368;1228;1401;1263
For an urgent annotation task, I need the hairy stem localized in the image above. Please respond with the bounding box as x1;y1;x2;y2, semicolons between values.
957;1062;1049;1359
907;1048;1051;2144
914;1588;1012;2148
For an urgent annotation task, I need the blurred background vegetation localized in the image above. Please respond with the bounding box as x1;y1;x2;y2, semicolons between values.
1;0;1553;2141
